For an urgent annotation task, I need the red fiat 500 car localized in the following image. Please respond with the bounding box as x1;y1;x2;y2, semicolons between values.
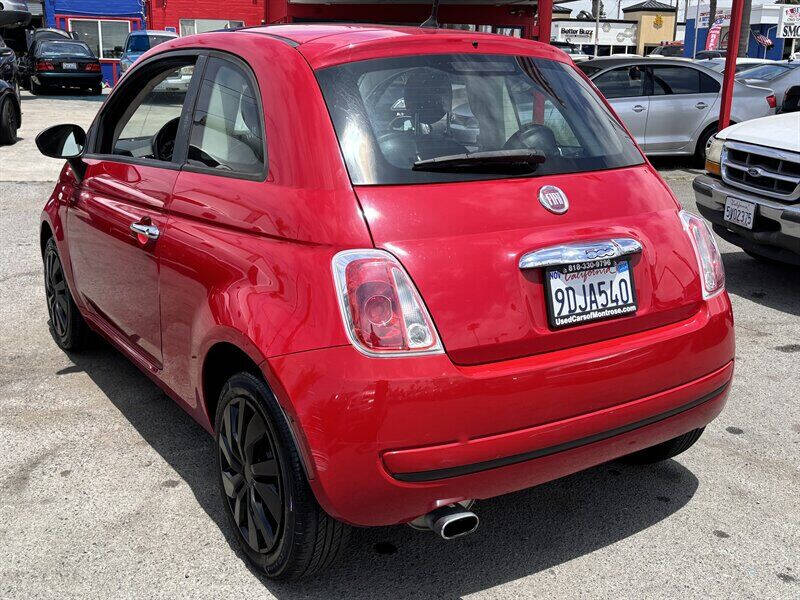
36;25;734;579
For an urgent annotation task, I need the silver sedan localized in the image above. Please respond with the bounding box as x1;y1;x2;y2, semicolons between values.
578;57;776;162
737;61;800;109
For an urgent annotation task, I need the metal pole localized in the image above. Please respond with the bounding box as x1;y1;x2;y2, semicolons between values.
764;25;776;59
719;0;745;130
538;0;553;43
594;3;600;57
692;0;701;58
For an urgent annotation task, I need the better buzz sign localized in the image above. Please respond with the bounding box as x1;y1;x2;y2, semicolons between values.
778;6;800;39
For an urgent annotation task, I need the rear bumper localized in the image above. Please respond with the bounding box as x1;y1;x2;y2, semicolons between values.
694;174;800;265
267;294;734;527
33;72;102;86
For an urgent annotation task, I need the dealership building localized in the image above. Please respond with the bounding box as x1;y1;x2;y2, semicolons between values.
683;1;799;60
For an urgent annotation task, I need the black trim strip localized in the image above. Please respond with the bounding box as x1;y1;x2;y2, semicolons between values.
392;382;730;482
692;177;713;198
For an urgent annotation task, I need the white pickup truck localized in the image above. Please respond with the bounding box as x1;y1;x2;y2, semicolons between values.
693;112;800;265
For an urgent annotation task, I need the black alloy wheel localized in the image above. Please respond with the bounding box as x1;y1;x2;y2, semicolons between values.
43;237;88;350
219;394;285;554
44;243;69;340
0;96;17;145
215;372;350;579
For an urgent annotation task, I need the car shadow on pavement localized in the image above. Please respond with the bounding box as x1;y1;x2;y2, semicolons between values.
722;250;800;317
67;343;699;598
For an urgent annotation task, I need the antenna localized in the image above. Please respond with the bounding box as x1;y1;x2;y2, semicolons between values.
421;0;441;28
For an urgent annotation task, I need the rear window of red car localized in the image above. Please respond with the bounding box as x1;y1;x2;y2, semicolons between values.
316;54;643;185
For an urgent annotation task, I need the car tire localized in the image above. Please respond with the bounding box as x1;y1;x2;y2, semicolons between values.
0;96;19;145
215;372;350;580
89;84;102;96
30;79;43;95
622;427;705;464
694;124;718;167
43;237;90;351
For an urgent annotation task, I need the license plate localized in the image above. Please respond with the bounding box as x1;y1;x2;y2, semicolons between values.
724;197;756;230
545;258;637;329
62;62;77;70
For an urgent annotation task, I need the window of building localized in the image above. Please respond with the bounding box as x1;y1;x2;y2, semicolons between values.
179;19;245;36
70;19;131;60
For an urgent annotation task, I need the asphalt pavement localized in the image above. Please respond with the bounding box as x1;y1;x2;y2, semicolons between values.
0;93;798;600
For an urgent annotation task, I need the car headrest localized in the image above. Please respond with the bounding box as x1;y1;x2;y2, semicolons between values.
404;68;452;126
240;85;260;135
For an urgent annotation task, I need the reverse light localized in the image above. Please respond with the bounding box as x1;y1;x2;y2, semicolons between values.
767;94;777;109
704;135;723;177
332;249;443;357
680;211;725;299
36;60;54;71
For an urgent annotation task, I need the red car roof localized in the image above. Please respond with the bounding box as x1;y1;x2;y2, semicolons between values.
243;24;568;69
152;24;569;71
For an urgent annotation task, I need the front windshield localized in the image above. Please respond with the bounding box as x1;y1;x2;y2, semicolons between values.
740;63;798;81
317;54;643;185
39;42;92;57
126;34;174;53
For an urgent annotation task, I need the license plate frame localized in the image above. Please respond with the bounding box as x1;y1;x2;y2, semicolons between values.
544;257;638;329
62;62;77;70
723;196;756;230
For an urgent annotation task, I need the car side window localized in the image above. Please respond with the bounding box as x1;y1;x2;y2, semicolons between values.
593;66;645;99
650;66;702;96
95;56;198;163
699;71;721;93
186;57;264;177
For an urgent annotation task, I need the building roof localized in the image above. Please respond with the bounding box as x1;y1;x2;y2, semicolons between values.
622;0;677;13
552;4;572;13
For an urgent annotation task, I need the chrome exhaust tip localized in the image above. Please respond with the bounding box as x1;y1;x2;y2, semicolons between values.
413;504;479;540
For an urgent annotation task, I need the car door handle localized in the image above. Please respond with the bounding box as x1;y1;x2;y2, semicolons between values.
130;222;160;241
695;102;708;109
632;104;645;113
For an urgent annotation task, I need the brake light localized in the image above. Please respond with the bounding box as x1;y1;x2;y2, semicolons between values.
36;60;55;71
332;249;443;356
767;94;777;109
84;62;101;72
679;211;725;299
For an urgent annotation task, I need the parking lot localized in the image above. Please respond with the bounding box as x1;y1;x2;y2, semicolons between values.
1;92;798;599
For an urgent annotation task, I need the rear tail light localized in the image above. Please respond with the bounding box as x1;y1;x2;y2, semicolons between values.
332;249;443;357
679;211;725;299
766;94;777;109
36;60;54;71
84;62;101;72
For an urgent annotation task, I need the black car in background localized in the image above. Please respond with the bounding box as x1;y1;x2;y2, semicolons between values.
0;34;21;144
19;28;74;88
25;39;102;95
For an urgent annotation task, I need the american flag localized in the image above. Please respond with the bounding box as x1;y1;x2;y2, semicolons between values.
754;33;773;48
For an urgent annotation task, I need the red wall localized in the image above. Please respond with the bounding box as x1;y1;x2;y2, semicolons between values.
147;0;265;32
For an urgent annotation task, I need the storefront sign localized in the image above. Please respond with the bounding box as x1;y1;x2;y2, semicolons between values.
778;5;800;39
552;21;638;46
699;10;731;28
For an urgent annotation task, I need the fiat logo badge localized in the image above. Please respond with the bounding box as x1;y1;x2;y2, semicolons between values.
539;185;569;214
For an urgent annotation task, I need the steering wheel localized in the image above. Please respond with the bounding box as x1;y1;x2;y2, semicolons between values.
152;117;181;162
503;123;559;156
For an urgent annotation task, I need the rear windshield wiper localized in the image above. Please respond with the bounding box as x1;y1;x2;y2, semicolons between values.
412;150;546;174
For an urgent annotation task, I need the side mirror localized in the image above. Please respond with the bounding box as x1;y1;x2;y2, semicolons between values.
35;124;88;180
